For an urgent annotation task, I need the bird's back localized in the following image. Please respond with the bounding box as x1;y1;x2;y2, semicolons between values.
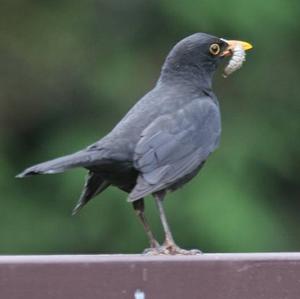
97;82;210;161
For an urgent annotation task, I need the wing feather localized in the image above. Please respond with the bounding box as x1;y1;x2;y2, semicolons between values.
128;98;221;201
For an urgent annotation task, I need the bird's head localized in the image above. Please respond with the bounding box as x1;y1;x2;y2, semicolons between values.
160;33;252;88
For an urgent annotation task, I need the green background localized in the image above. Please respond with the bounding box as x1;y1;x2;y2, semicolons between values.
1;0;299;254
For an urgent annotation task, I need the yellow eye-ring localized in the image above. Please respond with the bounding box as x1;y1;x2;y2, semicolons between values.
209;43;221;55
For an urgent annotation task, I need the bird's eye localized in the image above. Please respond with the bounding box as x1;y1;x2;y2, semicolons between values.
209;43;221;55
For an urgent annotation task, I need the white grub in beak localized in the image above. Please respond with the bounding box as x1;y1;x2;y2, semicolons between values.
220;38;253;78
222;44;246;78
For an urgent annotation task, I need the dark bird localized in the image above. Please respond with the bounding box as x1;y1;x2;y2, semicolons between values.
17;33;252;255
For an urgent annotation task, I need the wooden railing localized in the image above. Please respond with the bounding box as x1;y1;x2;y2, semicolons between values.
1;253;300;298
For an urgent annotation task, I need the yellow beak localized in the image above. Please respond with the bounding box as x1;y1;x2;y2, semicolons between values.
221;39;253;56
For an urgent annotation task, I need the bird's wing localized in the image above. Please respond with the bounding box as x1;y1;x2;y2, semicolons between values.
128;98;221;201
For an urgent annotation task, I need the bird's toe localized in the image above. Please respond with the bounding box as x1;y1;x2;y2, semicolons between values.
142;247;161;255
162;243;202;255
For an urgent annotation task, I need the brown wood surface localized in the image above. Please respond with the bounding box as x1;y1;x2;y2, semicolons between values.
1;253;300;299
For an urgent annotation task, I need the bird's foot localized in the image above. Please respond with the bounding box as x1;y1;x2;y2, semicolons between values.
143;243;202;256
142;247;161;255
159;243;202;255
142;240;162;255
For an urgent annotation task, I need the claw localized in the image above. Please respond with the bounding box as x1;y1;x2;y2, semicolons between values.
142;247;161;255
162;244;202;255
142;243;202;256
142;239;162;255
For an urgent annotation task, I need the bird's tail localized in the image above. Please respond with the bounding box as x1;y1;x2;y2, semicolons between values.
16;150;103;178
72;171;110;215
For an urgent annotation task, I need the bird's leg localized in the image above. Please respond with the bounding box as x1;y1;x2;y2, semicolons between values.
154;191;175;245
154;191;201;255
132;199;160;252
154;191;176;251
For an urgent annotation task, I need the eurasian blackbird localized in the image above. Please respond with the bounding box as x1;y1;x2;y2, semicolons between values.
17;33;252;255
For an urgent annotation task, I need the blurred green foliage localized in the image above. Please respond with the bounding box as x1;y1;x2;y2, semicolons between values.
1;0;299;254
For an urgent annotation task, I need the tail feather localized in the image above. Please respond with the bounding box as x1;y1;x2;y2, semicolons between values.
16;150;103;178
72;172;110;215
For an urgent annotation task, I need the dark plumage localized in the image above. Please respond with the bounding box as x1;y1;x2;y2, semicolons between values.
17;33;249;254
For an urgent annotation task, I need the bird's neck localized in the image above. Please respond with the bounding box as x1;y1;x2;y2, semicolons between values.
158;61;216;91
